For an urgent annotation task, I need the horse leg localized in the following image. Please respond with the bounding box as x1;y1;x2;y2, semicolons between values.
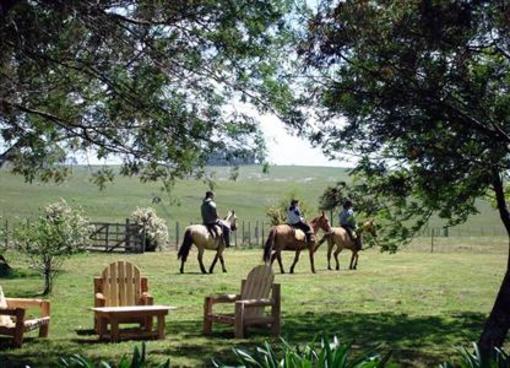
276;252;285;274
334;249;342;271
327;242;333;270
349;251;355;270
309;247;316;274
289;250;301;274
180;260;185;274
209;253;219;274
270;252;277;265
353;252;359;270
197;248;207;274
219;251;227;273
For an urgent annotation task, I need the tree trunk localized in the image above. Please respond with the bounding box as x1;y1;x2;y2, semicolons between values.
42;258;52;295
478;172;510;354
42;269;51;295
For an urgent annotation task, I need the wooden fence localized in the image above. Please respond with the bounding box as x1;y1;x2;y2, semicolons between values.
0;218;508;252
88;220;146;253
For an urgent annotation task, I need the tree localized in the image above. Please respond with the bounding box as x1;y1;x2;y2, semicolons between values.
299;0;510;353
0;0;294;187
14;199;92;295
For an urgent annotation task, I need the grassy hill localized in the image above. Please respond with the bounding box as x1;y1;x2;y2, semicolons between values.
0;165;505;238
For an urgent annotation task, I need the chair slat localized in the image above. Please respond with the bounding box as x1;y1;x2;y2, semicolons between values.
241;265;273;319
126;262;134;305
134;267;141;302
110;262;118;306
118;261;126;306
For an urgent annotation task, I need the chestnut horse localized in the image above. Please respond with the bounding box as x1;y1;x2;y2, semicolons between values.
263;212;332;274
316;220;377;270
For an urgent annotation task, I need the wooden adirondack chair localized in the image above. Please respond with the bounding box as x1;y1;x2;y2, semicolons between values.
0;286;50;347
203;265;281;338
94;261;153;333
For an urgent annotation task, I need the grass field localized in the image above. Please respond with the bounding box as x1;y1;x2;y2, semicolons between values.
0;165;505;237
0;240;508;367
0;165;509;367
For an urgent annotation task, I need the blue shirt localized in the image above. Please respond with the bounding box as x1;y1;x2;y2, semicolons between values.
339;208;355;227
287;206;304;224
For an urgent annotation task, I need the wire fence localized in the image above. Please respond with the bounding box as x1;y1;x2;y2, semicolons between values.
1;217;508;252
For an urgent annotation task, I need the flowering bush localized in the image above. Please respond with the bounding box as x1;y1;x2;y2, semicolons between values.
130;208;169;251
14;199;92;294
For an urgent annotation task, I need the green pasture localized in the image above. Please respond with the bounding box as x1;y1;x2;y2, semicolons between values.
0;239;508;367
0;165;505;237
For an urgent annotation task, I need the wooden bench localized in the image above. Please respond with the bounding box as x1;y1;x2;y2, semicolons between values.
92;305;174;342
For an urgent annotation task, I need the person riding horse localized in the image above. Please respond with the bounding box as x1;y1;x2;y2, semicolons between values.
339;199;361;248
287;199;313;243
201;191;230;247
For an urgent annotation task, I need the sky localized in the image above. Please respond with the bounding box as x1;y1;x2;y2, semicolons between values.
258;113;351;167
80;113;352;168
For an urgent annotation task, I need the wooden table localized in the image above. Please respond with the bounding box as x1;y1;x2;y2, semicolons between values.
92;305;174;342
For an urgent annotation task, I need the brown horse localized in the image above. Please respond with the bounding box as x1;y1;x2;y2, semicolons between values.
316;220;377;270
263;212;332;274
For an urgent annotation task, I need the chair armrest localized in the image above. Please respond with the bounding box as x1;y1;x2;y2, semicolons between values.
236;299;273;308
140;292;154;305
5;298;46;310
207;294;240;304
6;298;50;319
95;293;106;307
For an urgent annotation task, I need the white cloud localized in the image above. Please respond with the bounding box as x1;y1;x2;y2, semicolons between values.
259;113;354;167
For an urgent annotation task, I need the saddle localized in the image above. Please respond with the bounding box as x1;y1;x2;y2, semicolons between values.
286;225;314;242
204;223;222;239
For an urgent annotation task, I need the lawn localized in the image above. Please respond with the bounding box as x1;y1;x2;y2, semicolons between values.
0;239;507;367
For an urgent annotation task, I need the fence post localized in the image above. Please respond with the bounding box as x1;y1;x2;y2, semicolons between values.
242;221;245;248
105;223;110;251
261;221;265;246
4;219;8;249
443;227;448;237
255;221;259;247
234;226;238;247
175;221;180;251
430;228;434;253
248;221;251;246
125;218;131;252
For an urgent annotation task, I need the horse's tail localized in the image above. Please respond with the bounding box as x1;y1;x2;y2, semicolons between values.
263;228;277;263
177;229;193;261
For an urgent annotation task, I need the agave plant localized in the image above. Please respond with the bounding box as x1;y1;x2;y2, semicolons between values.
58;343;170;368
439;343;510;368
213;336;394;368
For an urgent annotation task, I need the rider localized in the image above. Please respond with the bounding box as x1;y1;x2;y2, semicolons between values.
286;199;313;243
201;191;230;247
339;199;361;248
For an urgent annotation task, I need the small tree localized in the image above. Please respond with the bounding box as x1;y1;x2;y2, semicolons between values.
15;199;91;295
130;208;169;251
266;192;312;226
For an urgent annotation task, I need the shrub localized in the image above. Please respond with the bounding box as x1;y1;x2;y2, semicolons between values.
440;343;510;368
214;336;394;368
14;199;92;295
130;207;169;251
58;342;169;368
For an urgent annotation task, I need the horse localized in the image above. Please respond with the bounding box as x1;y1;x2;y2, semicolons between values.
177;211;238;274
315;220;377;270
263;212;332;274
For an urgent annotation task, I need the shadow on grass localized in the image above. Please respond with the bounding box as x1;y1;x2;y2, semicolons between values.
0;311;487;367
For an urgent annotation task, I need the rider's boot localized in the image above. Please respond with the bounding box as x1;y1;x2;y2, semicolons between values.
223;231;230;248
